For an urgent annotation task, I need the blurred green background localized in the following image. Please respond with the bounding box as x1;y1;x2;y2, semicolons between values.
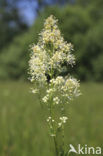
0;0;103;155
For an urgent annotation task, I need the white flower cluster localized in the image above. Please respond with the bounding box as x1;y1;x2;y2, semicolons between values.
29;45;48;83
42;76;80;105
29;15;75;84
58;116;68;127
29;15;81;137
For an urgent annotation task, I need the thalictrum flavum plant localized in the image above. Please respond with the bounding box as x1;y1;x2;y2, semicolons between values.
29;15;81;156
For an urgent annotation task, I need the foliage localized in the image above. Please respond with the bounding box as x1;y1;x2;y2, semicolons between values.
0;0;28;51
0;1;103;81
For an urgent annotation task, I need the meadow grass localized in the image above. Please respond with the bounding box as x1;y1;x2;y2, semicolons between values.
0;81;103;156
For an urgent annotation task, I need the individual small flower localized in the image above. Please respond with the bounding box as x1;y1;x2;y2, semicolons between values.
58;116;68;128
50;76;64;86
46;88;55;94
58;122;62;127
53;97;60;105
31;88;38;94
50;134;56;137
42;95;48;103
47;116;51;122
60;116;68;123
52;119;55;122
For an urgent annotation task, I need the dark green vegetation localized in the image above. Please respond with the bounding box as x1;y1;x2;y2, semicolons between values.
0;0;103;81
0;82;103;156
0;0;28;50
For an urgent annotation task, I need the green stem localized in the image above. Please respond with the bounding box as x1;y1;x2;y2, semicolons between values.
49;99;59;156
53;136;59;156
61;103;65;156
62;124;65;156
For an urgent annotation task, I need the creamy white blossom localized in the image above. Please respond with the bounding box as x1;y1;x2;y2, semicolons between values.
29;15;81;141
31;88;38;94
29;15;76;84
47;116;51;122
53;97;60;105
42;95;48;103
60;116;68;123
58;116;68;128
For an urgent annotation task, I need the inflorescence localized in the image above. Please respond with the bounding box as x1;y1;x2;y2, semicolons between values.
29;15;80;137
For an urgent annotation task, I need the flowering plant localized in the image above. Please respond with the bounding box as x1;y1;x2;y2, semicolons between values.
29;15;80;156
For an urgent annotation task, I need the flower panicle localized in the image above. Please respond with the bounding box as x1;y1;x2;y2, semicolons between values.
29;15;76;83
28;15;81;139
